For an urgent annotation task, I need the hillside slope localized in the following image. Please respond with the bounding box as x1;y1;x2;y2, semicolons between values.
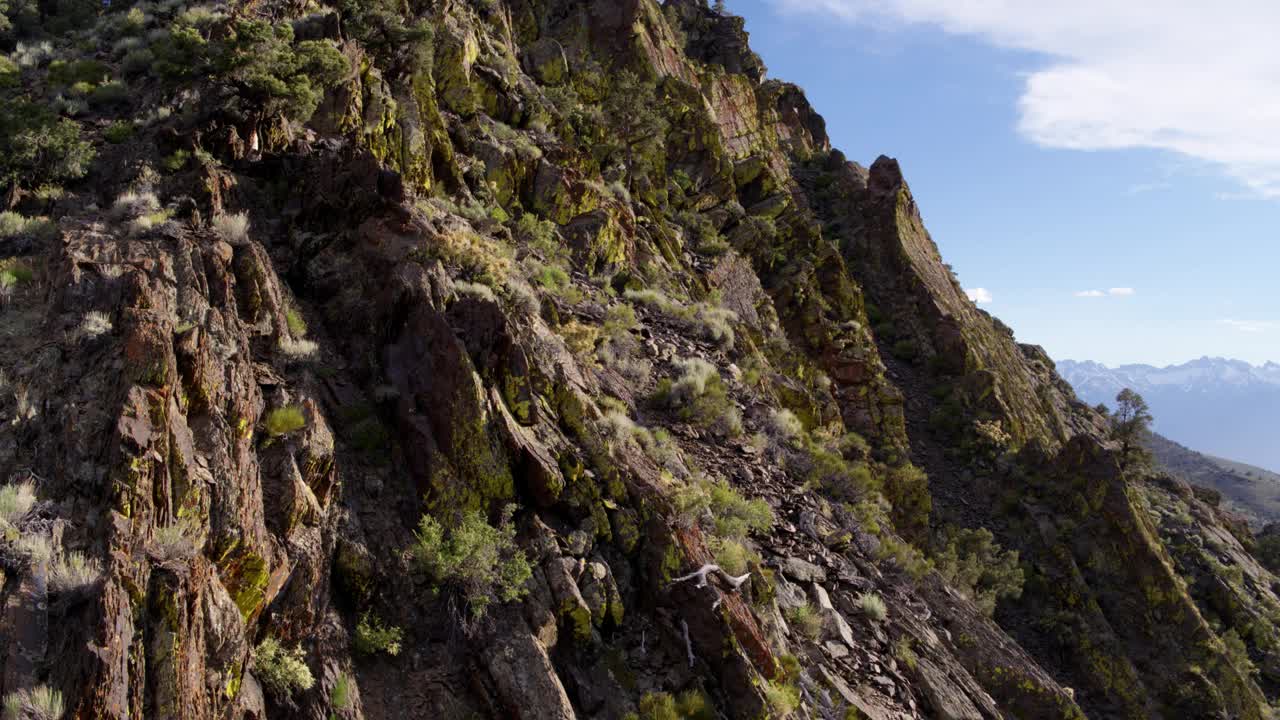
1147;432;1280;528
0;1;1275;718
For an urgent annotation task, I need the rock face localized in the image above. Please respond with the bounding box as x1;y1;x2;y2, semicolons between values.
0;0;1273;718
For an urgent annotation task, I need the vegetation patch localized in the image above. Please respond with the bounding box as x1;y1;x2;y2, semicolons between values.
253;637;314;697
414;505;531;618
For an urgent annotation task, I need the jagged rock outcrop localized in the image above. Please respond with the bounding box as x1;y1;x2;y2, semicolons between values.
0;0;1273;718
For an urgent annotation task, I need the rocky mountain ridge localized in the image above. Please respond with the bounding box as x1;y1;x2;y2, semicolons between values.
0;0;1276;718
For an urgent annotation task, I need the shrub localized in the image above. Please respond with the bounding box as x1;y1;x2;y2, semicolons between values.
624;288;677;313
893;636;918;670
15;534;52;564
48;551;103;593
877;534;933;580
933;527;1024;617
128;208;173;236
503;277;540;317
0;212;56;241
625;689;714;720
162;149;190;172
532;263;570;291
264;406;306;436
414;505;532;618
253;637;314;697
331;672;354;711
762;681;799;717
885;462;931;543
711;537;757;576
421;228;512;286
786;603;822;639
155;18;347;123
110;190;160;220
285;308;307;337
212;212;249;242
354;613;402;656
515;213;561;257
32;185;64;202
0;480;36;526
674;475;772;540
121;47;155;75
103;120;133;143
278;337;318;360
0;259;35;292
149;520;197;565
767;409;803;443
858;592;887;622
454;280;496;302
0;57;17;88
2;685;63;720
77;311;113;339
89;80;129;108
800;440;879;505
0;99;95;191
1223;628;1257;677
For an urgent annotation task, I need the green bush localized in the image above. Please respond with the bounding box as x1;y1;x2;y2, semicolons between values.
858;592;887;622
285;308;307;337
89;80;129;108
0;213;55;242
625;690;714;720
354;613;403;656
253;637;314;697
657;358;741;437
0;480;36;527
933;527;1024;617
331;672;355;711
103;120;133;143
674;475;772;539
0;56;18;88
414;505;531;618
264;406;306;436
2;685;63;720
885;462;931;543
48;551;102;593
150;17;347;124
0;100;95;192
711;537;757;576
786;603;822;639
762;681;799;717
1223;628;1257;677
162;149;191;172
893;636;918;670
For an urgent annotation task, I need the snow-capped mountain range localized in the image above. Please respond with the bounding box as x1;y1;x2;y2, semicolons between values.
1058;357;1280;473
1059;357;1280;396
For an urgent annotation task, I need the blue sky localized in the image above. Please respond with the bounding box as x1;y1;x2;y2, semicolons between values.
729;0;1280;367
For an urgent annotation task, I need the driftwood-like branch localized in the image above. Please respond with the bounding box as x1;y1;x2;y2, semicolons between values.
673;564;751;590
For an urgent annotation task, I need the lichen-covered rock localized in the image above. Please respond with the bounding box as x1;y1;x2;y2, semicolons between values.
0;0;1267;718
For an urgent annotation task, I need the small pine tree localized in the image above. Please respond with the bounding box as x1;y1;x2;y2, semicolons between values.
602;70;668;193
1111;388;1153;473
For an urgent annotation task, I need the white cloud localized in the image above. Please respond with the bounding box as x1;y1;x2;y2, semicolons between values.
1221;319;1276;333
772;0;1280;196
1074;290;1106;298
966;287;993;304
1108;287;1136;296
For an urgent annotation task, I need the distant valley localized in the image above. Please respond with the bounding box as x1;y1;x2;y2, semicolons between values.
1059;357;1280;473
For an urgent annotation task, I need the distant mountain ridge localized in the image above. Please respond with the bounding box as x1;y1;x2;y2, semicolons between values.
1059;357;1280;473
